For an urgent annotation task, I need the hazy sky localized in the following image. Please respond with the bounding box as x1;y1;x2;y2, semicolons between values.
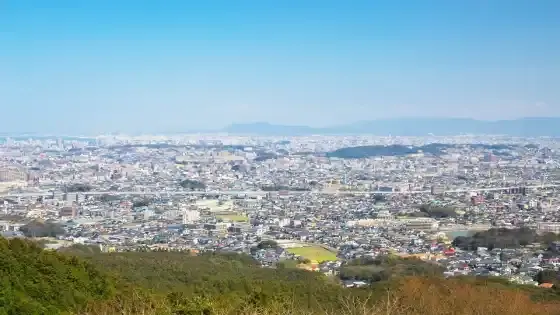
1;0;559;134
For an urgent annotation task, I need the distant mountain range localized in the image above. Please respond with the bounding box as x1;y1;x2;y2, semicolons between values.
223;117;560;137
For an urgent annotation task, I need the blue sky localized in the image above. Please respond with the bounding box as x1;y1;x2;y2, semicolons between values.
1;0;559;134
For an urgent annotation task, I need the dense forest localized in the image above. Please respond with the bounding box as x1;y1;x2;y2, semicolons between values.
339;255;445;283
2;237;560;315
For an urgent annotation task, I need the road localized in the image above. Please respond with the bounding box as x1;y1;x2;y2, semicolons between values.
2;184;559;198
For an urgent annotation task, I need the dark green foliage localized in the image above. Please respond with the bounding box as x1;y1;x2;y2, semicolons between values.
68;250;368;314
325;143;515;159
276;260;299;269
179;179;206;190
339;255;445;283
0;237;115;315
256;240;278;249
4;237;559;315
132;199;150;208
254;153;277;162
327;145;420;159
452;228;547;250
19;220;65;238
541;233;560;249
59;244;102;255
535;270;560;285
413;204;458;218
98;194;120;202
66;183;92;192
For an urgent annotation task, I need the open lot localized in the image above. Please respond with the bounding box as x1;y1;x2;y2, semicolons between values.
196;199;234;212
216;214;249;222
286;246;337;262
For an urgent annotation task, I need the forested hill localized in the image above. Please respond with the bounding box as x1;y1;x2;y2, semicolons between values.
2;237;560;315
325;143;515;159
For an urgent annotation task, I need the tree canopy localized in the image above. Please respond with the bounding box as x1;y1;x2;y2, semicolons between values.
19;220;65;238
339;255;445;283
452;227;548;250
2;237;560;315
179;179;206;190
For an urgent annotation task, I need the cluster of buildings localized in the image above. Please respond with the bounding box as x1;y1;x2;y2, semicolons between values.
1;134;560;286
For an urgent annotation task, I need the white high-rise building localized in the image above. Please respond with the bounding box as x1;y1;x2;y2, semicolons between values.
182;210;201;224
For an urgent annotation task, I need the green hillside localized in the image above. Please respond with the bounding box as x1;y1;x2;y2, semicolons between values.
2;237;560;315
0;237;114;315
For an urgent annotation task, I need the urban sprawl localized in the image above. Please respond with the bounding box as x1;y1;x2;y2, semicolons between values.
2;134;560;288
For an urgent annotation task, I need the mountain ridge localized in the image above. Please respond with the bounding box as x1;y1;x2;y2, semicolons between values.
223;117;560;136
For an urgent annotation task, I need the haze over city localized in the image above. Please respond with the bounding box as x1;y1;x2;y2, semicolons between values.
2;0;559;134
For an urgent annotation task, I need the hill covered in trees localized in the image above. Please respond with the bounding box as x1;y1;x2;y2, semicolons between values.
0;237;114;314
339;255;445;283
2;237;560;315
325;143;515;159
452;227;560;250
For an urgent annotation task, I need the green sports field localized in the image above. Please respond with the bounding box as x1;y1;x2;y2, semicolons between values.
286;246;338;262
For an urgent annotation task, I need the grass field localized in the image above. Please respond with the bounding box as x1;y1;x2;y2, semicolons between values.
197;199;234;212
286;246;338;262
216;214;249;222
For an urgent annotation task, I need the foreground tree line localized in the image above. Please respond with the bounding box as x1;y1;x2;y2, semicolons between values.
1;237;560;315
